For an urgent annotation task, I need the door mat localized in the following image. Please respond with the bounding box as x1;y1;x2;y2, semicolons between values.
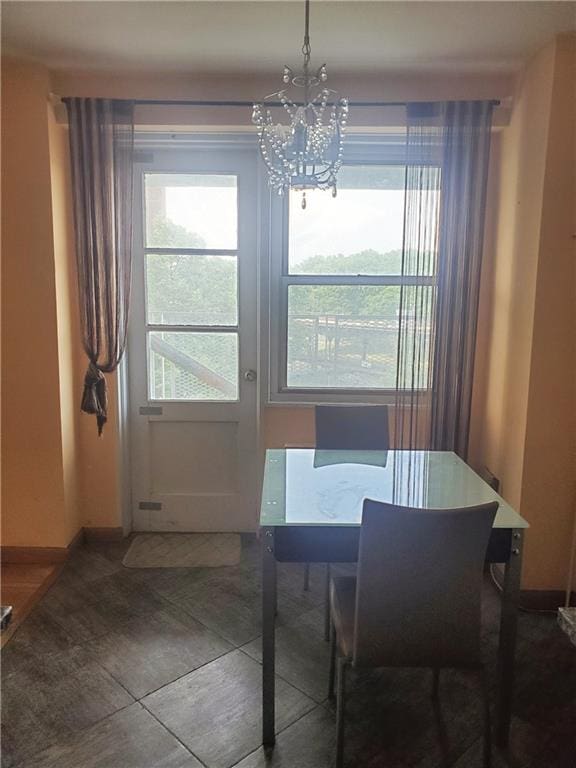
122;533;241;568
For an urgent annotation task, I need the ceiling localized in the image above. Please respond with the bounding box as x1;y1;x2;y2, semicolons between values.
2;1;575;75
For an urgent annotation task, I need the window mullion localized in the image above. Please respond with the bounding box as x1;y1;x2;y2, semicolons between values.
146;325;238;333
280;275;435;287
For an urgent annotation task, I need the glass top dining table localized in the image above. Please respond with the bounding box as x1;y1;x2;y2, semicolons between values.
260;449;528;529
259;448;528;753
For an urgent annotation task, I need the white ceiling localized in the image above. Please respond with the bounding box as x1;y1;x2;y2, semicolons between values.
2;1;575;75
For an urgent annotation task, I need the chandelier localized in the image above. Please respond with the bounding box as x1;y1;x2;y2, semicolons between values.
252;0;349;208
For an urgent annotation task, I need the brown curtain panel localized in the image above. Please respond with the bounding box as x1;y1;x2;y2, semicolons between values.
432;101;494;456
395;101;493;457
65;98;134;435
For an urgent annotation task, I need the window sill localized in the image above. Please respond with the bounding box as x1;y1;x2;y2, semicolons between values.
266;390;399;407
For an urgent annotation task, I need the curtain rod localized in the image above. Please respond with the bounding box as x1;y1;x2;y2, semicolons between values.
132;98;501;108
58;96;502;108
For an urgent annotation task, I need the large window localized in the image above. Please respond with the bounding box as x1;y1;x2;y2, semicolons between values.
269;155;438;402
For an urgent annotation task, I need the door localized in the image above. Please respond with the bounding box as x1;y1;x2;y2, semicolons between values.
128;147;259;532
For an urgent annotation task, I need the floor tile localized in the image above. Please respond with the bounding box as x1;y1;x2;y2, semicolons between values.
167;560;324;648
20;703;202;768
41;571;171;643
86;603;232;698
0;563;60;648
342;667;485;768
276;562;327;608
83;537;134;565
123;565;210;601
166;571;264;646
1;645;133;767
242;609;331;702
449;738;509;768
65;544;128;582
143;649;315;768
2;603;77;666
233;706;335;768
129;537;262;604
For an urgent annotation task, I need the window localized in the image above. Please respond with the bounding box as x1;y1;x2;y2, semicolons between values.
269;149;438;402
144;173;240;401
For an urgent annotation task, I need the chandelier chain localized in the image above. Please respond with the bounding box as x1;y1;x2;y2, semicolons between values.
302;0;311;65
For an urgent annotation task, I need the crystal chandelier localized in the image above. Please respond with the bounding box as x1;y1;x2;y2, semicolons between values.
252;0;349;208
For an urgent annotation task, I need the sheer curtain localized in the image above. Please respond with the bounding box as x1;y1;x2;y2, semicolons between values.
395;101;494;458
65;98;134;435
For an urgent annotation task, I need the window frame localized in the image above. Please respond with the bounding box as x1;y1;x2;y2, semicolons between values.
267;135;436;405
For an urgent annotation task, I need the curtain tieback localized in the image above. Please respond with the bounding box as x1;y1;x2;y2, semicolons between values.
81;361;108;436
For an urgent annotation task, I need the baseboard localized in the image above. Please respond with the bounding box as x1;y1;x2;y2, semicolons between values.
1;526;86;564
0;561;65;648
83;527;125;542
489;563;575;611
1;546;70;564
519;589;576;612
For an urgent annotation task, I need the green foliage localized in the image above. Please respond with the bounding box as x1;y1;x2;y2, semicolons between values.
147;254;237;325
290;249;402;317
296;248;402;277
146;217;414;394
149;215;206;249
146;219;402;324
147;215;235;325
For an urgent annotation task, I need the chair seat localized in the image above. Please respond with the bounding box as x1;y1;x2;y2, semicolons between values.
330;576;356;658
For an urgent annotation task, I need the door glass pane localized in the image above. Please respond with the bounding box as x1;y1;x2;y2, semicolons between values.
288;165;438;276
145;174;237;250
146;253;237;326
148;332;238;401
287;285;431;390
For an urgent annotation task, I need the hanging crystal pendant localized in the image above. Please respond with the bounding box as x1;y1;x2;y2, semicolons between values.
252;0;349;200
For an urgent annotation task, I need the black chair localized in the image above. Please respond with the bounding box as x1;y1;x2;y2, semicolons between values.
303;405;390;640
329;499;498;767
316;404;390;451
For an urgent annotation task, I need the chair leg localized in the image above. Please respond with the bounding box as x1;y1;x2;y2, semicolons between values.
303;562;311;591
336;657;348;768
328;622;337;699
324;563;332;642
479;666;492;768
432;667;440;700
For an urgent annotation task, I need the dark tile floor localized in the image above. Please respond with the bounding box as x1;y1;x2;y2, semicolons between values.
2;535;575;768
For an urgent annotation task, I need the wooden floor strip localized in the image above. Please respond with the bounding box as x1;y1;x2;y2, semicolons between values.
0;563;62;648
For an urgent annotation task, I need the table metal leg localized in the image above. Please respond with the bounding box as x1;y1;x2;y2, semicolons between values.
262;527;277;747
324;563;331;642
496;528;523;747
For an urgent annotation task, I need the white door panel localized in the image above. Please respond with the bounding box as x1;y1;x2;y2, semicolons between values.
128;148;259;532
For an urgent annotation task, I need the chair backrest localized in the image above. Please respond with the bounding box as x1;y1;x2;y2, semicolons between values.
353;499;498;669
315;405;390;450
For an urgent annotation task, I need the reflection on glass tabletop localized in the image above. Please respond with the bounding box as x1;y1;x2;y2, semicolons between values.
260;449;528;529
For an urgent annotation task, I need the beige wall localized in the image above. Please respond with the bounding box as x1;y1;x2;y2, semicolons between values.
52;68;515;102
48;103;83;544
49;68;514;131
468;43;555;507
470;35;576;591
1;57;123;549
1;59;70;547
520;34;576;591
78;373;123;530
